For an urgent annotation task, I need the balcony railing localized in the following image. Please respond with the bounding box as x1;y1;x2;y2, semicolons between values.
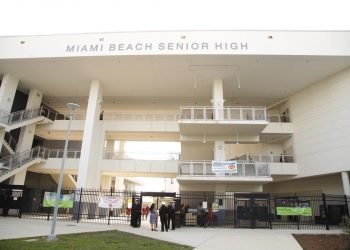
53;112;180;121
103;151;180;161
178;160;270;177
46;149;81;159
180;106;267;121
267;115;290;123
231;154;294;163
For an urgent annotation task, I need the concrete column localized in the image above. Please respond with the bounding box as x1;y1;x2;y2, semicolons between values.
77;80;103;188
214;141;225;161
10;89;42;185
105;140;114;151
341;172;350;196
115;177;125;190
100;176;112;190
0;74;19;151
119;141;125;159
212;79;224;120
105;140;114;159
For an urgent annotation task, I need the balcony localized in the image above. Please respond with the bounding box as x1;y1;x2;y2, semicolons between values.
177;160;273;183
178;106;268;137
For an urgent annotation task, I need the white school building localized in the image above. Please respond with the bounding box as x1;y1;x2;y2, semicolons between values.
0;30;350;195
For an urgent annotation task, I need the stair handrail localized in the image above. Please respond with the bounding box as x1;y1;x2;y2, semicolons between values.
0;105;59;126
0;146;48;177
3;132;17;152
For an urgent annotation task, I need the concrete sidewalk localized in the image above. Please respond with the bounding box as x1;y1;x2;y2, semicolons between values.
0;217;344;250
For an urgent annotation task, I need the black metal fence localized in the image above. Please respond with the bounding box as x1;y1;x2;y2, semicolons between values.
19;187;136;225
1;185;350;230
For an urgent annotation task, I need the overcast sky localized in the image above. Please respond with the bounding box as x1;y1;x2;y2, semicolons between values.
1;0;349;36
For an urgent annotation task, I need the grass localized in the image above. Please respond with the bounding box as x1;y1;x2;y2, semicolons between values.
0;230;193;250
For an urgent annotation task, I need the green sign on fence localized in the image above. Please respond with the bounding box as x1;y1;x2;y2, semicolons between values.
276;207;312;216
43;192;74;208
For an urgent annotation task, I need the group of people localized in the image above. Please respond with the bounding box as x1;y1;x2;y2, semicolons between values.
149;201;176;232
141;205;150;220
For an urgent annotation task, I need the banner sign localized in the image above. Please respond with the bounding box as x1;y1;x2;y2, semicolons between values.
276;199;312;216
212;161;238;173
43;192;74;208
98;196;123;209
276;207;312;216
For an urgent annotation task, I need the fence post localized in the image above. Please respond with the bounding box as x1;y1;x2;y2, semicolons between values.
76;187;83;223
47;187;53;221
295;193;300;230
268;195;272;229
345;195;350;217
322;193;329;230
108;187;113;225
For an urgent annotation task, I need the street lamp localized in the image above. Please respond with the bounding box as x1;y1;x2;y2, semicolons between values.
48;102;80;241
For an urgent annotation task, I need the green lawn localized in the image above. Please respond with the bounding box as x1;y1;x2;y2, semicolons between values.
0;230;193;250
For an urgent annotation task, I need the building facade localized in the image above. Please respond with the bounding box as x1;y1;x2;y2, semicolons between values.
0;30;350;195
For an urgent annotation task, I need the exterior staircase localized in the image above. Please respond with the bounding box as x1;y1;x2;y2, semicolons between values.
0;146;48;183
0;106;54;131
2;132;17;155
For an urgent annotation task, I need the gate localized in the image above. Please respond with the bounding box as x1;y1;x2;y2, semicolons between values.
234;193;271;229
0;185;25;217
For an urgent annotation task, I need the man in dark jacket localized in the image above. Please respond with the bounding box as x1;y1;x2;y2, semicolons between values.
159;201;168;232
168;202;176;230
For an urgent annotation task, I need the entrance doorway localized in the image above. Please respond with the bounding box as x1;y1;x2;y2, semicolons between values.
234;193;271;229
138;192;179;227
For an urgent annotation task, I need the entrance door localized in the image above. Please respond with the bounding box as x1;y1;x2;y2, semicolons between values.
234;193;271;229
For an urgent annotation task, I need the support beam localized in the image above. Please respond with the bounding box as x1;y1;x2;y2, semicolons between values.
77;80;103;188
10;89;42;185
341;172;350;196
0;74;18;152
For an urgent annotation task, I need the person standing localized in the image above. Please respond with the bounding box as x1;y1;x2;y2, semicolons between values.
145;204;150;220
168;202;176;230
149;203;158;231
130;200;141;228
159;201;169;232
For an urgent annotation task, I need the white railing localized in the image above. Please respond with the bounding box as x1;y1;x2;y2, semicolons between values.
178;160;270;177
103;112;180;121
267;115;290;123
180;106;267;121
46;149;81;159
53;112;180;121
0;106;59;126
103;151;180;160
231;154;294;163
53;113;86;120
3;132;17;152
0;146;48;177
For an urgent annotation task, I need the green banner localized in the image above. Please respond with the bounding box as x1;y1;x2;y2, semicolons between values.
276;207;312;216
43;192;74;208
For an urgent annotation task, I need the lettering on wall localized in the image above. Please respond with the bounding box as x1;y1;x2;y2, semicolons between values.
66;41;249;54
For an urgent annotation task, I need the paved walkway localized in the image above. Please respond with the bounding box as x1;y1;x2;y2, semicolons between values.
0;217;344;250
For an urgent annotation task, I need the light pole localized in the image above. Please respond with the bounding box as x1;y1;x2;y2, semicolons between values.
48;103;80;241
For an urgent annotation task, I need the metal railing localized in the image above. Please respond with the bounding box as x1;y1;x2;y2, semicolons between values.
178;160;270;177
267;115;290;123
180;106;267;121
0;106;58;126
46;149;81;159
3;132;17;152
53;112;181;121
0;146;48;177
231;154;295;163
103;151;180;160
